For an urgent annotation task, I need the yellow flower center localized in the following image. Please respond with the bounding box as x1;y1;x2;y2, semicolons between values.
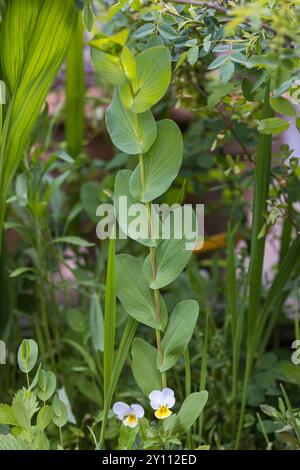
155;405;172;420
124;413;138;427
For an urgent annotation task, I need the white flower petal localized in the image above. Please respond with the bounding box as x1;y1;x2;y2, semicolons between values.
162;388;175;408
149;390;163;410
131;404;144;418
112;402;131;420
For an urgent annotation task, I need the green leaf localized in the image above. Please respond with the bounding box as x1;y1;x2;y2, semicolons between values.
133;23;155;39
0;404;18;426
12;388;39;430
270;97;296;117
118;423;139;450
220;61;235;83
52;397;68;428
116;254;168;330
132;338;161;395
37;369;57;402
207;55;228;70
106;88;157;154
50;236;94;248
158;23;177;41
17;339;38;374
257;117;289;135
143;207;195;289
247;82;272;355
67;308;87;333
0;434;29;450
119;46;171;113
160;300;199;371
0;0;78;244
242;77;254;101
10;267;35;279
296;117;300;132
37;405;53;431
106;1;127;21
187;46;199;66
281;363;300;385
91;49;126;85
120;47;136;81
89;293;104;352
113;170;156;247
129;120;183;202
15;173;28;207
172;391;208;434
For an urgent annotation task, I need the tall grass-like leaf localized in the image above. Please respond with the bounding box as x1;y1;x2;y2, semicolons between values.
226;224;241;431
0;239;12;340
99;234;137;449
0;0;78;245
259;213;293;353
66;14;85;157
257;236;300;340
103;237;116;395
236;83;272;448
247;82;272;333
99;318;137;449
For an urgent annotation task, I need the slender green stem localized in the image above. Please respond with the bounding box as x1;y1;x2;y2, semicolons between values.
295;279;300;341
66;14;85;158
184;348;192;448
198;312;209;442
139;153;166;388
59;427;64;449
35;219;54;367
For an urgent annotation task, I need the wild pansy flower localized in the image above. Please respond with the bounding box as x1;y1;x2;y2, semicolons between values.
112;402;144;428
149;388;175;420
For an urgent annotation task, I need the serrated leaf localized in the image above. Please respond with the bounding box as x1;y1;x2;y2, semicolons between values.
0;404;18;426
0;434;29;450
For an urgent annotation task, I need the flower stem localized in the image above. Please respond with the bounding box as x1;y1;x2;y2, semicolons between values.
138;154;167;388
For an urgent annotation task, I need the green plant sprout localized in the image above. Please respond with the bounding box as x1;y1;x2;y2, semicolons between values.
0;339;68;450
